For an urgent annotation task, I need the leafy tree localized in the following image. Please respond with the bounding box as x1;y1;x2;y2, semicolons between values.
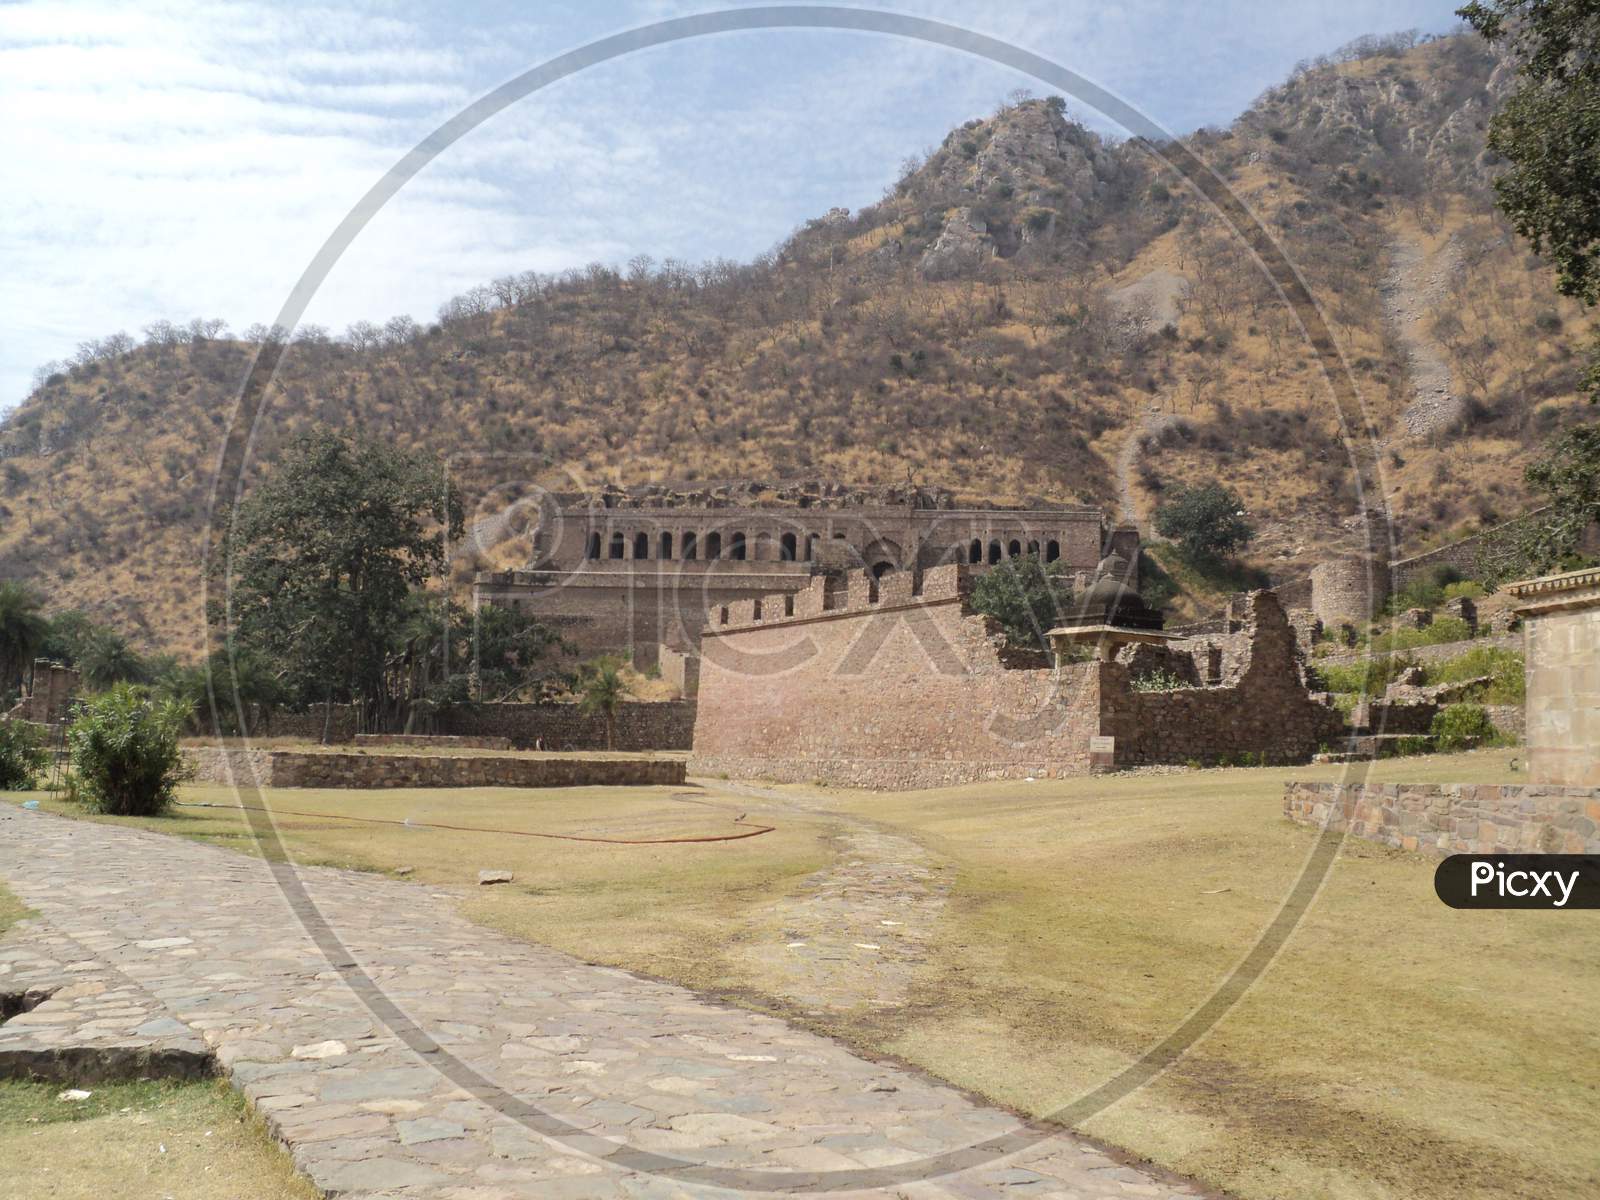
76;628;148;689
66;684;187;816
217;430;463;732
0;581;49;702
1154;482;1255;562
39;609;96;666
1519;422;1600;571
970;554;1074;652
1459;0;1600;399
0;719;49;790
576;659;626;750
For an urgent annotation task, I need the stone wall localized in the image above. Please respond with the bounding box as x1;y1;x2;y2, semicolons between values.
247;701;694;752
1509;566;1600;786
1310;557;1390;625
1310;632;1520;670
657;646;699;698
1389;506;1552;589
352;734;512;751
3;660;79;726
691;567;1344;788
434;701;696;752
183;747;685;789
1284;780;1600;855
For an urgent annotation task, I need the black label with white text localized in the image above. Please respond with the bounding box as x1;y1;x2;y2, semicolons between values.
1434;855;1600;910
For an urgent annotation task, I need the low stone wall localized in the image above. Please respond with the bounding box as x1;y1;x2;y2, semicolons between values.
352;734;512;751
183;747;684;789
246;700;696;752
1283;780;1600;855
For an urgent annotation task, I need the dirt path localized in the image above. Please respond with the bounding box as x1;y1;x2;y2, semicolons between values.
1383;233;1464;439
697;780;954;1013
1117;408;1184;531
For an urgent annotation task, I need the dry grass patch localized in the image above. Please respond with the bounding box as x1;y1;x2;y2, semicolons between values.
0;1078;317;1200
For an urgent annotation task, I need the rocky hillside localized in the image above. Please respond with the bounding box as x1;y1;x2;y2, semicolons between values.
1;30;1593;655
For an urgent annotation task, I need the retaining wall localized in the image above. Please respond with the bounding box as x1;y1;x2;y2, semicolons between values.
1283;780;1600;855
183;747;684;789
248;701;695;752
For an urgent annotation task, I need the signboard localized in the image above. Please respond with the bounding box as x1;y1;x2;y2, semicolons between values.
1088;736;1115;755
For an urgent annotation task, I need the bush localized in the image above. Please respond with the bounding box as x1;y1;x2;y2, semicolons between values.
1369;616;1474;654
1315;654;1419;697
0;721;49;790
1431;646;1525;704
1431;703;1498;751
66;685;187;816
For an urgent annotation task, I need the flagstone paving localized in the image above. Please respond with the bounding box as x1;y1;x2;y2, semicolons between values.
0;805;1210;1199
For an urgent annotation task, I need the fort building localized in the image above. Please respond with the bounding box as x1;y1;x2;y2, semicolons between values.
473;482;1137;669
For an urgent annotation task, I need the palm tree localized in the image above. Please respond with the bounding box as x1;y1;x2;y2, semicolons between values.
0;581;48;701
576;661;626;751
77;629;148;690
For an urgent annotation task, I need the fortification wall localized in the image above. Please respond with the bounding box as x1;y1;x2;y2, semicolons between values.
691;566;1106;788
1284;780;1600;856
691;569;1344;788
1311;557;1390;625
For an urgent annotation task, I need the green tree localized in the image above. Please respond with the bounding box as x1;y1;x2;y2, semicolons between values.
39;609;96;666
1519;422;1600;570
76;628;148;689
576;659;626;750
1153;482;1255;562
970;554;1074;652
0;581;49;702
217;430;463;734
66;683;187;816
1459;0;1600;399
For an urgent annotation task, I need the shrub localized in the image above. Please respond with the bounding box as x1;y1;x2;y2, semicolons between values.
1369;616;1474;654
1131;669;1190;692
1315;654;1419;697
0;720;49;790
1431;703;1498;751
1441;580;1486;602
66;685;187;816
1431;646;1525;704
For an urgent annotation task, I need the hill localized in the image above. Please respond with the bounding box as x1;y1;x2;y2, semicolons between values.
0;29;1593;655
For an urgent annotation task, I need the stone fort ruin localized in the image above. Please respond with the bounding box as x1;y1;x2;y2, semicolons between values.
474;480;1138;669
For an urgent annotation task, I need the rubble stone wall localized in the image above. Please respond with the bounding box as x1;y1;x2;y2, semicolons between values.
1284;780;1600;855
183;747;685;789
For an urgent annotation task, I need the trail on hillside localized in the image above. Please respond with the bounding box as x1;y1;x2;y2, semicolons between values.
1117;408;1185;532
1383;234;1465;439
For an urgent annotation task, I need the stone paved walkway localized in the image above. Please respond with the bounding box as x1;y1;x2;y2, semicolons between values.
0;807;1209;1199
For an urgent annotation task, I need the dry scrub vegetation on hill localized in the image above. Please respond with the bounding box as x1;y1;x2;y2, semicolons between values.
0;30;1593;656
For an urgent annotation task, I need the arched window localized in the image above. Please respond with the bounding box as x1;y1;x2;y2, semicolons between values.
730;532;747;561
969;538;982;564
707;531;722;559
988;540;1002;565
1008;539;1022;558
780;532;797;561
659;531;673;559
683;531;698;560
1027;539;1039;557
609;532;625;559
1046;539;1060;563
586;532;601;560
634;532;649;559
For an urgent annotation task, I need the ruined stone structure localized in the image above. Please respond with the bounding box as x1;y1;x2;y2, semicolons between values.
2;659;79;727
689;564;1342;789
473;482;1135;669
1508;566;1600;786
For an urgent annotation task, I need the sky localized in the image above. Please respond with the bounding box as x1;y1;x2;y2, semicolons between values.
0;0;1466;413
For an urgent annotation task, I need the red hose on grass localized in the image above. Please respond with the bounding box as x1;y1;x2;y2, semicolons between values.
171;799;774;845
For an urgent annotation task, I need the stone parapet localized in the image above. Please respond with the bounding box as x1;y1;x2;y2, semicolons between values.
1284;780;1600;856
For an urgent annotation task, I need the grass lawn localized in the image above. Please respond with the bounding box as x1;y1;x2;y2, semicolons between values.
0;1079;318;1200
5;748;1593;1199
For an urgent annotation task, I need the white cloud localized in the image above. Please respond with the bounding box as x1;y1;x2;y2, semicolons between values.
0;0;1465;410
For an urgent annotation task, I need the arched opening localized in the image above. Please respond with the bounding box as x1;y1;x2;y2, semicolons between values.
707;531;722;559
730;532;747;561
1046;539;1060;562
969;538;982;564
659;530;673;559
871;560;894;579
633;531;649;559
1027;539;1039;558
1008;539;1022;558
683;531;698;560
586;532;601;560
804;534;818;561
987;540;1002;565
609;532;625;559
780;532;797;561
